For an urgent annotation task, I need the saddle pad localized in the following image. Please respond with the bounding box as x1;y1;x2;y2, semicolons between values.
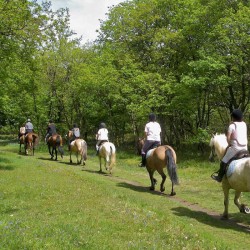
146;149;155;159
227;158;250;178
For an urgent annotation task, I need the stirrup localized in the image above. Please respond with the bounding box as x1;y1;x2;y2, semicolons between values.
211;172;222;182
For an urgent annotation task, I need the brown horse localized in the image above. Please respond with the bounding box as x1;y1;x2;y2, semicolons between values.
47;134;64;160
67;130;87;165
145;145;179;196
20;133;39;155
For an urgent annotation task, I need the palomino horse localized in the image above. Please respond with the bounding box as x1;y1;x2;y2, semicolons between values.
97;142;116;174
19;135;25;153
47;134;64;161
67;130;87;165
145;145;179;196
209;133;250;219
19;133;39;155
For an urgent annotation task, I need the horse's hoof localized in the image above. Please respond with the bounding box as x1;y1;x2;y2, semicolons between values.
149;186;155;191
244;207;250;214
160;187;165;193
240;205;250;214
170;191;176;196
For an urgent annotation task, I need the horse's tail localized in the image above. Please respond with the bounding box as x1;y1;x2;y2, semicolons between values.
166;148;179;185
56;135;64;158
32;134;39;147
81;140;87;161
110;144;116;168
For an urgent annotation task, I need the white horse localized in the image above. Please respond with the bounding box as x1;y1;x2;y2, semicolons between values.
98;142;116;174
209;133;250;219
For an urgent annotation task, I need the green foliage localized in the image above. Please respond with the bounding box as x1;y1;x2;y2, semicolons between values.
0;0;250;145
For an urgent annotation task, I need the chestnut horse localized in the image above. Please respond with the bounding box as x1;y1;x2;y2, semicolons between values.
67;130;87;165
97;142;116;174
146;145;179;196
47;134;64;161
19;133;39;155
209;133;250;219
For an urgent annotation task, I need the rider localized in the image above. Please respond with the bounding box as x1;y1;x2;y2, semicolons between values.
139;113;162;167
211;109;248;182
96;122;109;154
25;118;34;134
68;124;80;150
18;123;26;138
45;119;57;143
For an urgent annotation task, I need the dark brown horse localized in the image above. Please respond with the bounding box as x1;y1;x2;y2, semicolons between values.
22;133;39;155
145;145;179;196
47;134;64;160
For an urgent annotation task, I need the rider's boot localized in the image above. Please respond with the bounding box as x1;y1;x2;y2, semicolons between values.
139;154;146;167
211;161;227;182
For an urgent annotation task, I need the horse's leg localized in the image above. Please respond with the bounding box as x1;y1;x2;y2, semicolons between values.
55;147;58;161
32;142;34;156
147;169;156;190
99;157;102;172
233;191;250;214
70;151;72;163
157;169;166;193
77;152;80;164
222;185;230;219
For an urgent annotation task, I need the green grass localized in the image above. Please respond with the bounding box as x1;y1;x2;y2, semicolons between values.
1;141;250;249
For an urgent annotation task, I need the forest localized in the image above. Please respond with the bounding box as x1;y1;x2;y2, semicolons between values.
1;0;250;148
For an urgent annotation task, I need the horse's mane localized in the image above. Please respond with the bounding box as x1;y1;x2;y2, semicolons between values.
211;133;227;147
210;133;228;160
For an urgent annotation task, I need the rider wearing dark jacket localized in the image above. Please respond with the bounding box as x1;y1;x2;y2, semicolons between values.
45;120;57;143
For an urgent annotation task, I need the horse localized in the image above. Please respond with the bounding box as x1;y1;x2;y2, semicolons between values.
145;145;179;196
67;130;87;165
20;133;39;155
97;142;116;174
209;133;250;219
19;135;25;153
47;134;64;161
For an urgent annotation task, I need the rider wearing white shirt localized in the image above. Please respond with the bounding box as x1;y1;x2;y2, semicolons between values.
212;109;248;182
96;123;109;152
139;113;162;167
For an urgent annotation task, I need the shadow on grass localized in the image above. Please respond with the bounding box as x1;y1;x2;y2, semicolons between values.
0;165;15;171
116;181;250;232
0;157;15;171
172;206;250;233
82;168;111;176
117;181;175;196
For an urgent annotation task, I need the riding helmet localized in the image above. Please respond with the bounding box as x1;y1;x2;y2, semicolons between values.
149;113;156;122
231;109;243;121
99;122;106;129
27;118;31;122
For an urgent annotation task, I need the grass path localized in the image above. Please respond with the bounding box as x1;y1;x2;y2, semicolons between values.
1;142;250;249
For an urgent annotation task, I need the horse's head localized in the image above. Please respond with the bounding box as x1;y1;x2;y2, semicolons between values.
209;133;227;162
67;130;73;139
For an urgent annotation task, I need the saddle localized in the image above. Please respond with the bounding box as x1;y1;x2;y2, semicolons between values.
227;149;250;166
